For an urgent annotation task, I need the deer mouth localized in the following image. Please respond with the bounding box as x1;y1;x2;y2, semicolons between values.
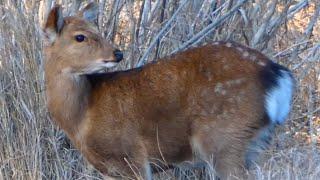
76;61;119;75
101;61;118;67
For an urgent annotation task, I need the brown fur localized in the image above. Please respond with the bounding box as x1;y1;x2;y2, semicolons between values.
43;3;279;179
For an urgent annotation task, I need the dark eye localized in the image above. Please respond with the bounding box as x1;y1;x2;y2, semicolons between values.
75;35;86;42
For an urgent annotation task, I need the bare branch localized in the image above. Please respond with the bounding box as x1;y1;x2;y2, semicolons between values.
171;0;248;54
136;0;189;67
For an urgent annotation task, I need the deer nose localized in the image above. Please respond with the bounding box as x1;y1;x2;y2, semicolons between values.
113;49;123;62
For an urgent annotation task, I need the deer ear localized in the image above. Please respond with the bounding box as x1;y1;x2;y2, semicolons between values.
78;2;98;22
43;5;64;45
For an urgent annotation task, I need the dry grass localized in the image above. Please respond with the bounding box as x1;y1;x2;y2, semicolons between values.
0;0;319;179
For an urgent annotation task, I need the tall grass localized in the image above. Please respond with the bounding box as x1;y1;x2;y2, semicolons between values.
0;0;319;179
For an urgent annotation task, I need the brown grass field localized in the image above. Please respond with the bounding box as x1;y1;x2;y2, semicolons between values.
0;0;319;179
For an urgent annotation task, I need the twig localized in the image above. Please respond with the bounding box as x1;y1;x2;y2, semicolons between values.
70;0;82;15
287;0;308;18
135;0;146;41
123;157;141;179
305;0;320;37
251;0;277;47
238;7;248;26
138;0;151;45
156;125;168;166
136;0;189;67
171;0;248;54
273;40;310;58
154;0;167;60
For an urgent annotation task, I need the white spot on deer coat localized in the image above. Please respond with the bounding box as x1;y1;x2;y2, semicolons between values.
214;83;223;93
242;51;249;57
258;61;266;66
236;47;243;52
226;42;232;47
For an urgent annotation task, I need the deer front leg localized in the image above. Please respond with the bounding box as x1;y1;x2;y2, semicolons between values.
100;156;152;180
103;140;152;180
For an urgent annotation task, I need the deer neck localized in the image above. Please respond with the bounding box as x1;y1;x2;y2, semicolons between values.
45;64;91;138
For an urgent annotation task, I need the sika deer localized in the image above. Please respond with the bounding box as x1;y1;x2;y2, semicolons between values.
43;3;294;179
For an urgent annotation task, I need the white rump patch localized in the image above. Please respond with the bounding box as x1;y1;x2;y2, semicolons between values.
265;70;294;124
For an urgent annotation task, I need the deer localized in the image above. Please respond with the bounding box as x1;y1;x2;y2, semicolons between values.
42;2;294;180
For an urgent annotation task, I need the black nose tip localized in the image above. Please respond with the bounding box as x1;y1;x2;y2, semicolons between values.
113;49;123;62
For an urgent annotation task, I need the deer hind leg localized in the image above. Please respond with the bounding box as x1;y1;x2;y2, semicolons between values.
245;123;275;169
191;137;240;179
213;123;276;179
191;135;249;179
213;148;248;179
191;123;260;179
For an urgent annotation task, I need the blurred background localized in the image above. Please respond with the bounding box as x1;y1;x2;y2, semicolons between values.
0;0;319;179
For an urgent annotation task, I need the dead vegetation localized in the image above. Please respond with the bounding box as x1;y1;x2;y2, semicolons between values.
0;0;319;179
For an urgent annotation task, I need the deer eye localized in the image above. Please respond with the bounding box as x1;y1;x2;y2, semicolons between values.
75;34;86;42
